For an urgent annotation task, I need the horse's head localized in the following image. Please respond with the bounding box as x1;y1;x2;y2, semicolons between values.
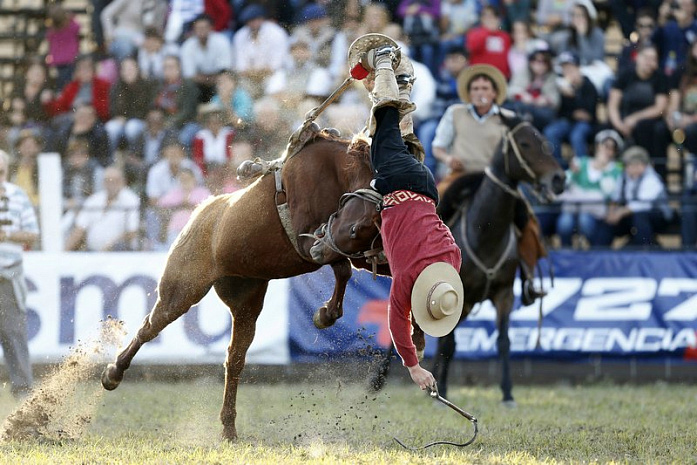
307;189;383;265
495;111;565;200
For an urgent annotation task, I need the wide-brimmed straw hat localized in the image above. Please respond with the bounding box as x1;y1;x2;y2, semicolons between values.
457;64;508;105
411;262;464;337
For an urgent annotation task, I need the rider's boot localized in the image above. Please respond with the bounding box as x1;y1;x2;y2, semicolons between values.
394;56;425;162
517;215;548;306
364;45;416;137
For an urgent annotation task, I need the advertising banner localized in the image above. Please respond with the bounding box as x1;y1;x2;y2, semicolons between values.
289;251;697;362
18;253;290;364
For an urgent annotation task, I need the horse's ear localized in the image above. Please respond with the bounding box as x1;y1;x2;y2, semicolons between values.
499;107;520;129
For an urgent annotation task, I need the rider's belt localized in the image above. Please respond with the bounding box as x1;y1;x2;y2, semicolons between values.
383;190;436;208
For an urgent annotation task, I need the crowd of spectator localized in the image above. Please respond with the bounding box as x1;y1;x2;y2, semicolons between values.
1;0;697;251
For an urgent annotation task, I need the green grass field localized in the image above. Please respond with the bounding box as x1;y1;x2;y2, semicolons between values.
0;375;694;464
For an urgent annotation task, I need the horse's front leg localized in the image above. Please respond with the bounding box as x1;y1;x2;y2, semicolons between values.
313;259;352;329
493;288;516;406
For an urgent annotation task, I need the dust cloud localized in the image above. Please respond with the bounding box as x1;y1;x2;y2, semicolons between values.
1;317;126;441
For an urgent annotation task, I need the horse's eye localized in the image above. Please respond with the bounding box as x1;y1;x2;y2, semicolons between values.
349;225;357;239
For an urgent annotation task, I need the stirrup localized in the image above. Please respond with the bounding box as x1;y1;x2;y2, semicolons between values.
521;279;546;306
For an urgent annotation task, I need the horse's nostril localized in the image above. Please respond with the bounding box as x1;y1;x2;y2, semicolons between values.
551;172;566;194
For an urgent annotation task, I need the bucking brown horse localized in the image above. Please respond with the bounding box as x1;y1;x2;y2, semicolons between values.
100;130;389;440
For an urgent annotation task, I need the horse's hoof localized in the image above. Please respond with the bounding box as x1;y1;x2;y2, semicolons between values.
502;399;517;408
312;308;334;329
101;363;123;391
222;428;238;442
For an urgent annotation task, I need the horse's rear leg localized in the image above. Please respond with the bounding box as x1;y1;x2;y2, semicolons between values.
432;332;456;398
313;259;351;329
101;276;214;391
214;277;269;441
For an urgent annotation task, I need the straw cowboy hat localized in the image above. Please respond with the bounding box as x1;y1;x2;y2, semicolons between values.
457;64;508;105
411;262;464;337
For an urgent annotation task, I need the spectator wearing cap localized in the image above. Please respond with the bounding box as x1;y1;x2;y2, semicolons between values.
596;145;675;247
291;4;335;72
543;51;598;166
607;43;670;178
180;14;233;103
555;129;624;247
549;0;613;95
467;6;512;79
11;129;43;207
100;0;168;61
138;27;180;82
232;4;290;98
504;44;560;131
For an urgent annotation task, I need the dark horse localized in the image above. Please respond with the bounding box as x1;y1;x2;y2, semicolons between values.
100;131;386;440
305;113;565;404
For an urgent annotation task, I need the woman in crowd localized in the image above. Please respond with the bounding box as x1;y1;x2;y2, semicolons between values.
556;130;624;247
505;45;560;131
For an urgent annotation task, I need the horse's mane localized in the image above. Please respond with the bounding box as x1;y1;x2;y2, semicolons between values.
437;172;486;223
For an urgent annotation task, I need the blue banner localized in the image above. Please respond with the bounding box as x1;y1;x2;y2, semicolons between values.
289;251;697;362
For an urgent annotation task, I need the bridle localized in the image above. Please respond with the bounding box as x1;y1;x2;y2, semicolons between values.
302;188;387;276
483;120;540;201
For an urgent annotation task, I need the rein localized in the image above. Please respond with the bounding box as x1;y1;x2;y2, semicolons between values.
301;189;387;277
458;205;516;302
394;385;478;450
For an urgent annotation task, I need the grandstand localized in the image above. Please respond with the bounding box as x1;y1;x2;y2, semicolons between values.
0;1;692;252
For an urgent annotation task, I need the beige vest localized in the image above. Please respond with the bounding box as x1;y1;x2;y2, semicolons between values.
452;105;506;173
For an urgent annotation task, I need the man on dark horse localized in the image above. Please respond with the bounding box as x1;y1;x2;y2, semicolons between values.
350;35;464;391
432;64;548;305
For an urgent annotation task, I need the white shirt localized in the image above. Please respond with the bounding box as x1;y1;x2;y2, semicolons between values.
146;159;204;200
232;21;290;73
0;182;39;261
180;32;233;78
411;59;436;124
75;188;141;251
